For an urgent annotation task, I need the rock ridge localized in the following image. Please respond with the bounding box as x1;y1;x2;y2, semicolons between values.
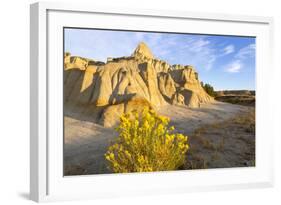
64;42;214;127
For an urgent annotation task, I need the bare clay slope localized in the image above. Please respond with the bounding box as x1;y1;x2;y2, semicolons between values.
64;102;250;175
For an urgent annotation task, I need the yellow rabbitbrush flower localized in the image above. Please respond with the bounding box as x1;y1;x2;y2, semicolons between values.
104;107;189;173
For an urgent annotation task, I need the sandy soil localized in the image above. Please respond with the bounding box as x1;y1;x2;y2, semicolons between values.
64;101;253;175
158;101;250;134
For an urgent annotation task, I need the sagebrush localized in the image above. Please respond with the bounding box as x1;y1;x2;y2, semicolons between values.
105;108;189;173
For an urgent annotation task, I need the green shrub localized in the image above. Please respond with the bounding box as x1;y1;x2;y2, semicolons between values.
201;82;216;97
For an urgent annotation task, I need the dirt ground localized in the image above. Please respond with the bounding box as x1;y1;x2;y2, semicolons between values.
64;101;255;175
183;109;255;169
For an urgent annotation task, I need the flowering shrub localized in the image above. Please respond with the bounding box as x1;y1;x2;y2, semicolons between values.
105;108;189;173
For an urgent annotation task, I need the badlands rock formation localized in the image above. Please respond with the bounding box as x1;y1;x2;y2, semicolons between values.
64;42;213;127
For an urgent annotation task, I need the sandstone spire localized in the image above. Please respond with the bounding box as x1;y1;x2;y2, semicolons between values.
132;42;154;59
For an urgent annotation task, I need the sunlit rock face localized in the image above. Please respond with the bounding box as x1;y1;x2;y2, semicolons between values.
64;42;214;127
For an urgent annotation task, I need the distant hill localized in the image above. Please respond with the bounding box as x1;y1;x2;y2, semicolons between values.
215;90;255;97
215;90;255;106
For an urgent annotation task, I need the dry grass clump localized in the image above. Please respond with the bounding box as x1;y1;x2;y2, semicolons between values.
184;108;255;170
105;108;189;173
231;109;255;133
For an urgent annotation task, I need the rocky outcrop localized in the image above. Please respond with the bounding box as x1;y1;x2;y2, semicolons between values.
64;42;214;127
99;95;153;128
132;42;154;60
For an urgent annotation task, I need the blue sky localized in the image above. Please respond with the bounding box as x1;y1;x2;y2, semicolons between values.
64;28;255;90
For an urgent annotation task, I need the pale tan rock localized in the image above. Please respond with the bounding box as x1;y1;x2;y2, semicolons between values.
172;92;185;105
124;95;153;114
92;68;113;106
65;56;88;70
169;66;214;107
99;103;125;128
100;95;152;128
80;65;97;92
139;62;167;107
64;42;214;127
158;72;176;102
132;42;154;59
64;69;84;103
64;52;71;65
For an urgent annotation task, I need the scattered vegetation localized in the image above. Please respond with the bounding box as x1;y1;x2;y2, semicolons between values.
215;95;255;106
231;109;255;133
201;82;216;97
105;108;189;173
184;109;255;170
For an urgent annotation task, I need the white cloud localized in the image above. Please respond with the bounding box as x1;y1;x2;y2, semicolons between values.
175;36;217;70
225;60;243;73
224;43;255;74
235;43;255;59
189;39;210;52
205;55;216;70
223;45;235;55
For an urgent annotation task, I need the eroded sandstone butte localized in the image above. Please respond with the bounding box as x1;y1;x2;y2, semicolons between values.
64;42;214;127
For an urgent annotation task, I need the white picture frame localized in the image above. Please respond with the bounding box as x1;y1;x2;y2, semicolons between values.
30;2;274;202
